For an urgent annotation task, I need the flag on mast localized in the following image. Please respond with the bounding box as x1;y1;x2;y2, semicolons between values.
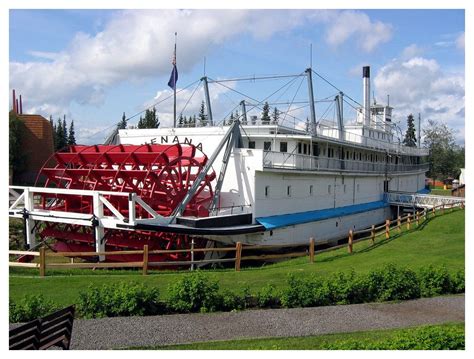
168;38;178;90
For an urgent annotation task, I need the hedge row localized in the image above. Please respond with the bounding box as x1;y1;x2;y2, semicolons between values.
10;264;464;322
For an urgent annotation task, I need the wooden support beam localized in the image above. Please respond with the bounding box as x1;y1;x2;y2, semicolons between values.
407;213;411;230
39;247;46;277
385;219;390;239
235;242;242;271
309;237;315;263
142;245;148;276
348;230;353;254
371;225;375;245
397;216;401;234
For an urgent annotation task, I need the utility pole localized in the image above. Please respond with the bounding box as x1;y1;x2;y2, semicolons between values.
418;113;422;148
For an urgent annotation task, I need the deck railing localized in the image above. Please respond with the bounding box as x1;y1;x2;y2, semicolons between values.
263;151;429;173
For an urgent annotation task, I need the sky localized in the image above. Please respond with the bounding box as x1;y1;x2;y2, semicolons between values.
8;8;465;145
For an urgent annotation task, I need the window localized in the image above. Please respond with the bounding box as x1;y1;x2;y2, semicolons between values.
303;143;307;154
248;141;255;149
309;185;313;196
287;185;292;197
298;142;302;154
264;141;271;151
280;142;288;153
353;152;356;160
265;186;270;197
312;143;319;156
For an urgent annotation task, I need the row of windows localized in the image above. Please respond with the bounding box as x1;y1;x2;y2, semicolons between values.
264;183;361;198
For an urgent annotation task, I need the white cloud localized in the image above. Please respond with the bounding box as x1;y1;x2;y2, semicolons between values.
374;54;464;143
456;32;465;50
401;44;424;60
321;10;393;52
10;9;394;144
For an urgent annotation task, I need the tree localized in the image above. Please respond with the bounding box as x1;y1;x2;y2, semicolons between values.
117;112;127;130
62;116;68;145
403;114;417;147
423;119;464;182
271;107;279;125
178;114;184;127
9;111;26;180
67;120;76;145
261;102;271;124
198;101;207;127
137;107;160;129
55;118;67;150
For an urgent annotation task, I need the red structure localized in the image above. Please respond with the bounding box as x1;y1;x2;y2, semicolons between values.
35;143;216;263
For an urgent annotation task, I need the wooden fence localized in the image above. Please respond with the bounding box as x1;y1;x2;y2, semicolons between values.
9;201;463;277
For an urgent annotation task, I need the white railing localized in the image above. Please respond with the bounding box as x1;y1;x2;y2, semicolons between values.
262;151;429;174
8;186;171;258
384;192;465;208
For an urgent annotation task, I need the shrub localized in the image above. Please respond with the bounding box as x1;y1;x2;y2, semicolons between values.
321;325;464;350
452;270;465;293
365;263;421;302
167;271;221;313
256;284;280;308
77;282;160;318
327;270;370;305
10;295;57;323
419;265;453;297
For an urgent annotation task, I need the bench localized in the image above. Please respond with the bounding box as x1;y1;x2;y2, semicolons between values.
10;306;75;350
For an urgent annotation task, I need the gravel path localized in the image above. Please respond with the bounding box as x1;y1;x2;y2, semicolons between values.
65;295;464;349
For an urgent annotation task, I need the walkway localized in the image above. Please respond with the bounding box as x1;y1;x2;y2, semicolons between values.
69;294;464;349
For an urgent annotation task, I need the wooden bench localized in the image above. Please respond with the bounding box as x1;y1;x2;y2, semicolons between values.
10;306;75;350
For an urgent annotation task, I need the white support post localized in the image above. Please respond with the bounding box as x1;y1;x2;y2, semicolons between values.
128;193;137;225
23;188;37;249
92;192;105;261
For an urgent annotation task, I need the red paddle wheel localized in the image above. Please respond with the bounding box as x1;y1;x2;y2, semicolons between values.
35;143;216;264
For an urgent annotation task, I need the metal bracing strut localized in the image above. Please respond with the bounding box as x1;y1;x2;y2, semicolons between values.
202;76;214;126
305;68;317;135
170;120;240;221
240;100;248;124
209;121;242;212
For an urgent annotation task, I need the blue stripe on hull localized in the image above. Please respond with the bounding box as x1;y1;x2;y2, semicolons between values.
256;200;389;230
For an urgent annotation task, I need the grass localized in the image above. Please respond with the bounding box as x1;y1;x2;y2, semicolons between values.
128;323;465;350
430;189;452;196
9;209;464;307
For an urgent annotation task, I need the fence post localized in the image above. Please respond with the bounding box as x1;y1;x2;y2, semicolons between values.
348;230;353;254
442;204;445;215
142;245;149;276
397;216;401;234
371;225;375;245
416;212;420;226
309;237;315;263
39;246;46;277
407;213;411;230
385;219;390;239
461;202;464;210
235;242;242;271
432;207;436;216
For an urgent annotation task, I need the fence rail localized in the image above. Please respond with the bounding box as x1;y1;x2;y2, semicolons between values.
9;202;463;276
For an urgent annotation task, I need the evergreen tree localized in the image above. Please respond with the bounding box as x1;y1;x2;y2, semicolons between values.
9;111;26;178
183;116;188;127
403;114;417;147
118;112;127;130
271;107;279;125
55;118;66;150
137;116;144;129
178;114;184;127
198;101;207;127
137;107;160;129
229;112;234;124
62;116;68;145
261;102;271;124
67;120;76;145
192;115;197;127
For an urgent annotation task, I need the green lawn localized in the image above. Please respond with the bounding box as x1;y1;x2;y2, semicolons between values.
129;323;465;350
430;189;452;196
9;209;465;307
